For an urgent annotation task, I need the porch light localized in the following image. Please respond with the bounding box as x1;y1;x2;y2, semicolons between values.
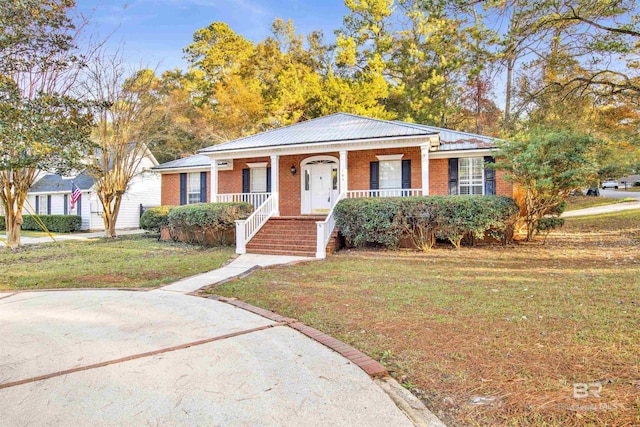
290;165;297;175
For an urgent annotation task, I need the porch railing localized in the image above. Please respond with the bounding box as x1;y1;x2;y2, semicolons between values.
217;192;271;209
235;194;276;254
346;189;423;198
316;192;346;259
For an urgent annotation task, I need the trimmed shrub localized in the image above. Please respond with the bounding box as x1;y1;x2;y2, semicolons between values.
140;206;175;233
167;202;253;246
21;215;82;233
335;196;519;250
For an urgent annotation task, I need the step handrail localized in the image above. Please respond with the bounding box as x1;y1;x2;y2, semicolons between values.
235;194;276;254
316;192;345;259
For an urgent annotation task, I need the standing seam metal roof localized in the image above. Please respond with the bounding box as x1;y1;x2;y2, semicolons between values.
198;113;436;154
152;154;211;170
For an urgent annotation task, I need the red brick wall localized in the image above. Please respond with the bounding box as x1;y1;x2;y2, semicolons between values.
218;157;270;194
161;171;210;206
496;169;513;197
347;147;422;190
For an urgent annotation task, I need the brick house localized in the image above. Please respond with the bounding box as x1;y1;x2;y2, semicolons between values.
153;113;512;258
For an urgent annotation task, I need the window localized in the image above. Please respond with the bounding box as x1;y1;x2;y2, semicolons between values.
250;168;267;193
459;158;484;195
39;195;49;214
379;160;402;189
187;173;201;204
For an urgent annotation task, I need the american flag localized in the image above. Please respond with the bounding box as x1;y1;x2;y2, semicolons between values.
70;182;81;210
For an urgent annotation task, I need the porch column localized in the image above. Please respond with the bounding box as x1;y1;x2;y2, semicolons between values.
339;150;348;195
270;154;280;216
421;144;430;195
210;158;219;202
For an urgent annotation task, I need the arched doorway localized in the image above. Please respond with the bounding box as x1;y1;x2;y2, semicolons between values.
300;156;339;214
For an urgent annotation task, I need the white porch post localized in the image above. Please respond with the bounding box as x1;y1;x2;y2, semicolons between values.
339;150;348;194
421;145;430;195
270;154;279;216
210;158;219;202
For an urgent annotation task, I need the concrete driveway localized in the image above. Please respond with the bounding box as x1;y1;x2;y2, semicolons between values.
0;290;424;426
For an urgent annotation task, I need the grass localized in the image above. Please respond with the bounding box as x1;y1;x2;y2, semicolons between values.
564;195;636;211
0;235;234;290
211;211;640;426
0;230;61;239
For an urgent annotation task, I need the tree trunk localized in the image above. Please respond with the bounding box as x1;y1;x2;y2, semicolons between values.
504;57;514;127
5;209;22;248
102;195;122;238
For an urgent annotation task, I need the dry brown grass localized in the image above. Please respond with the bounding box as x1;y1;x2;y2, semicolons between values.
213;210;640;426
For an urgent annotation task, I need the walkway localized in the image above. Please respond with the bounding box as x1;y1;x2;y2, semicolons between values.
563;200;640;218
0;229;145;246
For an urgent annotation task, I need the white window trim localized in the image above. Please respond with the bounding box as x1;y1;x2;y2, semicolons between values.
376;154;404;161
458;157;484;195
246;162;268;168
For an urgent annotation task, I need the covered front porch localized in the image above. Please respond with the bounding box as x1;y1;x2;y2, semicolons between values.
208;147;431;258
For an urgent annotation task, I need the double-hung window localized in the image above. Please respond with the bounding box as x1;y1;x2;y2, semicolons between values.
379;160;402;189
459;158;484;195
187;172;201;204
250;168;267;193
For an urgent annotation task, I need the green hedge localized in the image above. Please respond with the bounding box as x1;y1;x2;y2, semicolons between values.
335;196;519;250
21;215;82;233
167;202;253;246
0;216;4;231
140;206;175;232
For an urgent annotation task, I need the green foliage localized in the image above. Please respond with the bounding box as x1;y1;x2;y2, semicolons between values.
167;202;253;246
335;196;519;250
0;216;5;231
535;217;565;244
20;215;81;233
494;129;598;240
140;206;175;232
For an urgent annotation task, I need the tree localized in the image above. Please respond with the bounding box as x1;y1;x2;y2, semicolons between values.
494;130;599;241
0;0;95;248
80;52;160;238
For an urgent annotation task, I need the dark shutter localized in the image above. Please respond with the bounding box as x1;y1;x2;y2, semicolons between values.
401;159;411;190
35;196;40;214
47;195;51;214
64;194;68;215
370;162;379;192
266;167;271;193
200;171;207;203
77;194;81;217
484;156;496;196
242;169;250;193
179;173;187;205
448;158;459;195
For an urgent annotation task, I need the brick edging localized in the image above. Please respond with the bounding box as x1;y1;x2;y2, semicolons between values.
203;295;388;379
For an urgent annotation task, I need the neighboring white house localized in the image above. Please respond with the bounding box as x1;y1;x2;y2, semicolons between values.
26;153;161;231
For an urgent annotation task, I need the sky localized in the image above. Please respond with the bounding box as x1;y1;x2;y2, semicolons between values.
77;0;349;72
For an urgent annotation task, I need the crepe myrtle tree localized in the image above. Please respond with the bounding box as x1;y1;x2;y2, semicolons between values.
80;50;161;238
0;0;96;249
493;129;599;241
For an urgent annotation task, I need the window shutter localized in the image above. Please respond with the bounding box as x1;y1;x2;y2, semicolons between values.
200;171;207;203
484;156;496;195
77;194;81;217
179;173;187;205
47;195;51;214
370;161;379;190
401;159;411;189
448;158;459;195
266;167;272;193
242;169;250;193
35;196;40;214
64;195;68;215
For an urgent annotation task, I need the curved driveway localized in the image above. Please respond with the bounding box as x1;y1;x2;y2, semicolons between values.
0;290;418;426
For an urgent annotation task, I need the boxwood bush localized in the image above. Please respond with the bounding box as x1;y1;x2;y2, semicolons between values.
140;206;175;233
167;202;253;245
21;215;82;233
335;196;519;250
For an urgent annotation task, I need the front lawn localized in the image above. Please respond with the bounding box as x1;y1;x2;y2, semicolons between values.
564;195;636;211
212;211;640;426
0;235;234;290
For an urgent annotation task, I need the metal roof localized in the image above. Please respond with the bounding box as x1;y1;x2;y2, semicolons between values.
153;154;211;171
395;122;499;151
30;172;95;193
199;113;437;154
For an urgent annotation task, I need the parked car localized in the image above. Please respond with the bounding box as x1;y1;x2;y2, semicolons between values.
602;180;620;189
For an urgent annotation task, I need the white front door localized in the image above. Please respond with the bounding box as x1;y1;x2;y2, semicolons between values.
301;159;338;214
